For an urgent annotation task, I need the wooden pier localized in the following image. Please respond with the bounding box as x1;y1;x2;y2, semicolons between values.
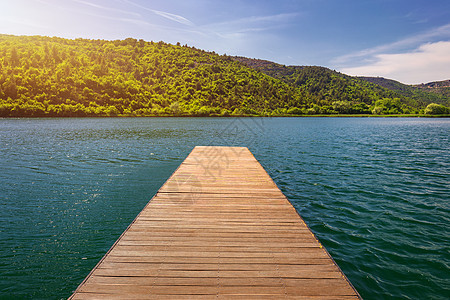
70;146;359;299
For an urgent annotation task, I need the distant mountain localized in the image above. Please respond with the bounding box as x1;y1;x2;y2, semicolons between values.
359;77;450;106
414;80;450;103
415;79;450;88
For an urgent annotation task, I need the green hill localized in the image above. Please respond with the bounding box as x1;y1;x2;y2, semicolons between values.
359;77;450;106
0;35;447;117
232;57;424;114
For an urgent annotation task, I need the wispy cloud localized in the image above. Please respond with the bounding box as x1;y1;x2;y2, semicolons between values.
341;41;450;84
72;0;103;9
228;13;299;26
71;0;141;17
151;10;193;26
209;13;299;30
205;12;299;40
122;0;194;26
68;0;193;29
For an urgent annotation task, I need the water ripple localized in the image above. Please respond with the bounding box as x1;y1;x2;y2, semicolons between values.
0;117;449;299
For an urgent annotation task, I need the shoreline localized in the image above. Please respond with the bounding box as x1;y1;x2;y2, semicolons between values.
1;114;449;119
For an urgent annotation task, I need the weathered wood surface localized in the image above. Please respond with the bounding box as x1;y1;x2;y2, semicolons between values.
69;146;360;299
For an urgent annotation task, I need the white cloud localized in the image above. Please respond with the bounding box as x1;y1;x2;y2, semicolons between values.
341;41;450;84
334;23;450;65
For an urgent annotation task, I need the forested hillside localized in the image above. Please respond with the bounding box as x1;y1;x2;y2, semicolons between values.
0;35;448;117
359;77;450;106
232;57;426;114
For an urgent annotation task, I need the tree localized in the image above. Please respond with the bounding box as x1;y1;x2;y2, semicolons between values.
332;101;351;114
424;103;449;115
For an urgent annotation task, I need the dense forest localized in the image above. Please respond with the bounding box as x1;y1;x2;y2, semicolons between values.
0;35;448;117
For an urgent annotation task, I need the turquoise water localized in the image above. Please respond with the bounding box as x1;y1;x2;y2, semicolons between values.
0;117;449;299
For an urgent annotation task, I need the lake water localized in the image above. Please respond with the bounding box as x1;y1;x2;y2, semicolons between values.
0;117;449;299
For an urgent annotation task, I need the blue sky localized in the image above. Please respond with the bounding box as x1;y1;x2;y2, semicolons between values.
1;0;449;84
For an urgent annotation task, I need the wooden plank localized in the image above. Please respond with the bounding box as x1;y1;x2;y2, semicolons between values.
69;146;360;299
